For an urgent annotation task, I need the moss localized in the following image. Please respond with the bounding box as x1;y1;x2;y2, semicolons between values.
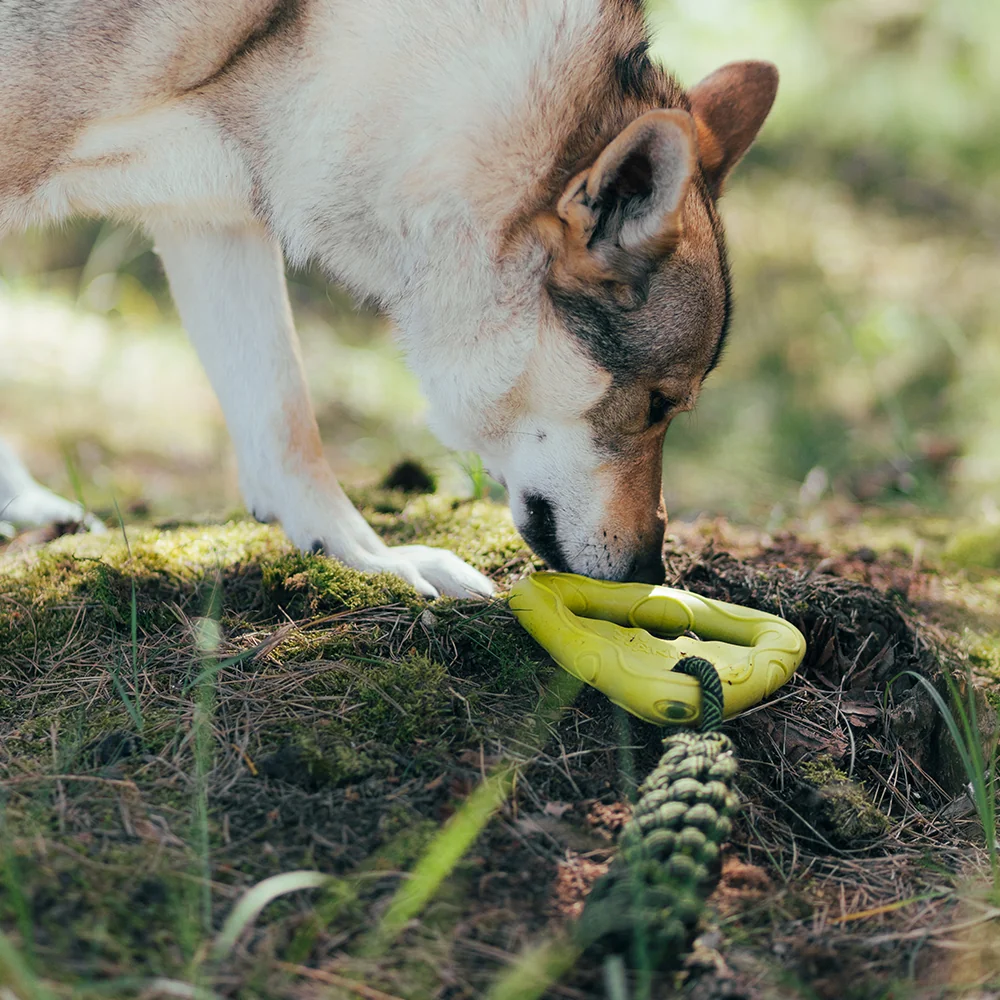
0;842;193;981
0;521;289;661
353;652;451;746
261;550;419;618
797;756;890;844
798;757;849;787
0;489;528;652
0;497;590;989
6;503;998;994
257;734;392;791
969;635;1000;687
943;525;1000;572
254;652;456;774
0;494;526;668
424;602;546;688
365;494;533;575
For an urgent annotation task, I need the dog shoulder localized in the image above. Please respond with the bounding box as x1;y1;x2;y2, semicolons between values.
0;0;303;214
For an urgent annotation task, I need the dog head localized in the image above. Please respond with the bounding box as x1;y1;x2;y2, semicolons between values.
476;60;778;582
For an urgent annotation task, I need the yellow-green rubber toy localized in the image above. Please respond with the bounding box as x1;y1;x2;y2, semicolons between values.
509;572;806;727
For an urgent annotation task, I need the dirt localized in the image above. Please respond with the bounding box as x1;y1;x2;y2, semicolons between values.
0;502;998;998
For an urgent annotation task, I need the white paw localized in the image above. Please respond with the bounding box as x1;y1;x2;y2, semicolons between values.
394;545;496;599
355;545;496;600
0;485;105;533
256;478;494;600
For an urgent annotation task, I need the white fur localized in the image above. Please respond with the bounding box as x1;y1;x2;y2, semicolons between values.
0;0;648;591
0;440;105;538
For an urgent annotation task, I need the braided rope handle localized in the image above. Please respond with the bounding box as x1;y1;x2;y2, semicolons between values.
579;659;739;963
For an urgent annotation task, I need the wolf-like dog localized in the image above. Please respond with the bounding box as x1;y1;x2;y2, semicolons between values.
0;0;777;598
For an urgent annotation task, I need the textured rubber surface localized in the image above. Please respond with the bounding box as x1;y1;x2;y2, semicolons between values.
509;572;806;725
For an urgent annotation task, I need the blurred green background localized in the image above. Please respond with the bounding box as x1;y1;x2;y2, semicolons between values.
1;0;997;531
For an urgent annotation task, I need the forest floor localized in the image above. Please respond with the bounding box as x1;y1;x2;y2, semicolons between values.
1;484;999;999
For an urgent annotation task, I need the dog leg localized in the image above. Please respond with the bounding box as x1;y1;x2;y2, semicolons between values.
0;439;104;535
150;222;494;599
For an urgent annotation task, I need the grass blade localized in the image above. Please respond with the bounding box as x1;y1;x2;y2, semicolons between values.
210;871;331;961
0;928;56;1000
111;496;143;732
483;937;579;1000
890;669;998;883
374;764;515;948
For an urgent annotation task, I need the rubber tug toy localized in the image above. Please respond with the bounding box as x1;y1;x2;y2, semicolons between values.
509;572;807;967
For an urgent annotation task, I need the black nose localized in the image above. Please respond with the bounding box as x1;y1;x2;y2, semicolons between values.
521;493;569;571
626;548;666;585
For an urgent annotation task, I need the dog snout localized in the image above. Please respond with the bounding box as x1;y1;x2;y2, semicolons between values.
625;546;666;585
520;492;569;571
619;503;666;583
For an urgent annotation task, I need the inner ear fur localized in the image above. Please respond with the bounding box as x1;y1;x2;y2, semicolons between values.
548;109;697;297
688;60;778;196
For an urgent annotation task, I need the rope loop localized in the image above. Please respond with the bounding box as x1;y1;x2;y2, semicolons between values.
673;655;725;732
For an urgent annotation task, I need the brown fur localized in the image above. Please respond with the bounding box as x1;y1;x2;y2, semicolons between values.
603;435;668;549
0;0;290;199
282;398;326;470
688;60;780;195
529;41;775;580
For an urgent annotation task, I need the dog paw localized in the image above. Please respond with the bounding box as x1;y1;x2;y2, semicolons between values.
1;486;105;534
356;545;495;600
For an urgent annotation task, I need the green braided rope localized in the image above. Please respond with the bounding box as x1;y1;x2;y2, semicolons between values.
674;656;726;733
578;659;739;966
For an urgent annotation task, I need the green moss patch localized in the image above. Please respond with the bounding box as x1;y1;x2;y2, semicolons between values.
797;757;890;844
0;495;569;990
1;506;998;997
944;523;1000;572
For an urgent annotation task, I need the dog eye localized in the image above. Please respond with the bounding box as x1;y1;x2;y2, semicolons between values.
647;391;674;427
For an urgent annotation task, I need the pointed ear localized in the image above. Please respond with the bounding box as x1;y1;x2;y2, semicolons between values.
554;109;696;294
688;60;778;196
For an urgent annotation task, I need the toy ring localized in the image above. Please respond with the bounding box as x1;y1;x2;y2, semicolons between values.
509;572;806;727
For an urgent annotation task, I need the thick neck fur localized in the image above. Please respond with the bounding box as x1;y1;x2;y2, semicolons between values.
221;0;656;444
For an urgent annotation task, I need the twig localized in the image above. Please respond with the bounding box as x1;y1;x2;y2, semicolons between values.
274;962;405;1000
866;907;1000;944
0;773;139;789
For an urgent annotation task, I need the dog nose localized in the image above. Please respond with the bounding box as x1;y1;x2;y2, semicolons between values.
626;548;665;585
520;492;569;571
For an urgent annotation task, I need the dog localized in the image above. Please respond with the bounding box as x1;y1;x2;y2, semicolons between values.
0;0;777;598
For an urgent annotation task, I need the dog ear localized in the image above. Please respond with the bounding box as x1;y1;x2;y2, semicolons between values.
688;60;778;196
553;109;697;298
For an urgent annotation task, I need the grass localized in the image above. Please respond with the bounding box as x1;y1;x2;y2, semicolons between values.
0;491;557;994
892;668;999;892
1;496;998;997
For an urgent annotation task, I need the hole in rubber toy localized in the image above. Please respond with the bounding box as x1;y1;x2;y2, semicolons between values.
660;701;694;723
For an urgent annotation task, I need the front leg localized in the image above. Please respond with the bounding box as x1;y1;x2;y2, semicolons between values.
150;222;493;599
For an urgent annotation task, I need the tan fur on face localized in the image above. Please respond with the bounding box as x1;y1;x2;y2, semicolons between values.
603;433;667;551
534;209;617;291
693;117;725;177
